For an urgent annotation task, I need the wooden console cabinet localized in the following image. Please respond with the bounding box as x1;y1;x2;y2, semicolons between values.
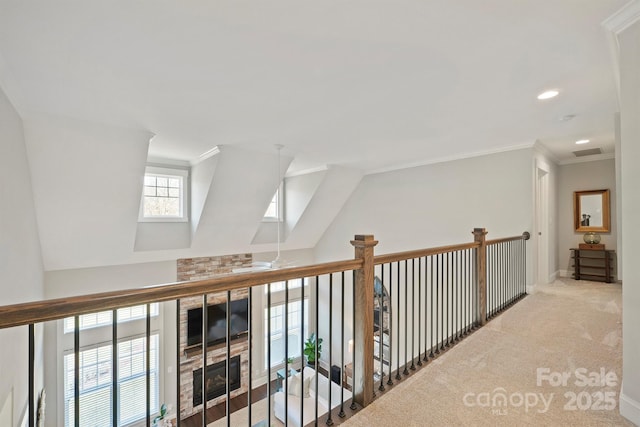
571;248;615;283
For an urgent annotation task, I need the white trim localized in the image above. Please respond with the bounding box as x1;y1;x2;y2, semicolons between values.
558;152;615;166
191;145;221;166
620;384;640;426
602;0;640;34
146;156;190;168
533;140;560;165
285;165;329;178
366;141;535;175
548;270;559;283
558;269;570;278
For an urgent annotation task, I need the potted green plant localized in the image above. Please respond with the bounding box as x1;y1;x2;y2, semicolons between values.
303;333;323;366
153;403;167;427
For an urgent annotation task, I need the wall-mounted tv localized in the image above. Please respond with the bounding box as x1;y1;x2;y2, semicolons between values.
187;298;249;347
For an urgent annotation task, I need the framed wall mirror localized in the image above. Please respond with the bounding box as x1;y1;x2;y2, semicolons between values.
574;189;610;232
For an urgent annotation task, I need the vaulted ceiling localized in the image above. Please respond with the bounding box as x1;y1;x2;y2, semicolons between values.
0;0;627;172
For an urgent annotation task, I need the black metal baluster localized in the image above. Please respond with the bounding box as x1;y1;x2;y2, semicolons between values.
248;289;252;427
403;260;409;376
176;299;181;427
300;278;305;425
266;285;272;425
29;324;34;427
315;276;320;422
436;254;444;354
146;304;151;427
386;263;393;387
327;274;334;426
284;282;289;427
379;265;386;392
396;262;401;381
74;315;80;427
410;259;416;371
417;257;423;367
226;292;231;427
446;252;451;347
112;310;118;427
423;256;429;362
429;255;435;359
465;249;473;334
463;250;467;335
341;271;348;414
202;295;208;427
454;251;458;342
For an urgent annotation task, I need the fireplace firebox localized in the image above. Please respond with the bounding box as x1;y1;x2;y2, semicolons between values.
193;355;241;406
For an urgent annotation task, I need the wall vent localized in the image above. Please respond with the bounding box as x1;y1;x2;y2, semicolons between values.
573;148;602;157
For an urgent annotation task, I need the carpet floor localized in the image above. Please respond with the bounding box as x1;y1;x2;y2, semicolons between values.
343;278;632;427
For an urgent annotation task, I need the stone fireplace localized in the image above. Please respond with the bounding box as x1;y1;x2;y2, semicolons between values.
177;254;253;421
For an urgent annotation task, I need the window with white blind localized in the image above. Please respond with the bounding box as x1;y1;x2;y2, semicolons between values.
263;279;308;368
61;304;161;427
63;335;159;427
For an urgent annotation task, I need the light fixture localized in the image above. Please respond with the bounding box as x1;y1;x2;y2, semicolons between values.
575;139;590;145
537;90;559;100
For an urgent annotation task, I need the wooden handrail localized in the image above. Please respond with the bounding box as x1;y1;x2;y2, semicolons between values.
0;258;363;330
0;231;530;330
486;231;531;246
373;242;480;265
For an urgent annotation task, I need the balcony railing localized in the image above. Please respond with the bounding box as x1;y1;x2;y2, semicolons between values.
0;228;529;427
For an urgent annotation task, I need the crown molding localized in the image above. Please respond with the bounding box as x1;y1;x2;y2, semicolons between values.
366;141;535;176
533;140;561;165
602;0;640;34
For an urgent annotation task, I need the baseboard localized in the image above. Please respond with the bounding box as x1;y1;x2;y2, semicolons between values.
558;269;569;278
620;384;640;425
549;270;559;282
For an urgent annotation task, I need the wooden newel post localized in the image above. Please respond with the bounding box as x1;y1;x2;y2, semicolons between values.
473;228;488;326
350;234;378;408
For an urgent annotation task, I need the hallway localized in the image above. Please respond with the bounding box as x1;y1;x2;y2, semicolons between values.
344;279;632;426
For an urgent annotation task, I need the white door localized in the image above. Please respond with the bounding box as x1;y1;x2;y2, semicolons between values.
536;161;550;285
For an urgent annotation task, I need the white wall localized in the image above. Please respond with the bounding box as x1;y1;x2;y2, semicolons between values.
557;159;617;277
313;148;536;369
0;86;45;425
315;148;535;261
619;18;640;426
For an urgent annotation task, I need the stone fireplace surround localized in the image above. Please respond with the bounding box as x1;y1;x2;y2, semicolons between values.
177;254;253;421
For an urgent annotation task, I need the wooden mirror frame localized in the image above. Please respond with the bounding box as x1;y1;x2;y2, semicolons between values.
573;189;610;232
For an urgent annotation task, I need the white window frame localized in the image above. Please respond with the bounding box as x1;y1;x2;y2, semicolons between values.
60;305;162;427
262;279;309;370
139;166;189;223
263;183;284;223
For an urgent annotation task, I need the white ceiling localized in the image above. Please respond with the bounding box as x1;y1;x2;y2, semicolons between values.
0;0;628;172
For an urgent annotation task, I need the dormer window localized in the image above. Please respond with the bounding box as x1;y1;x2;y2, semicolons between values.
139;166;189;222
263;184;283;222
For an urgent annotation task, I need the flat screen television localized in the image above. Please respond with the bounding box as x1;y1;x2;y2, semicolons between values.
187;298;249;347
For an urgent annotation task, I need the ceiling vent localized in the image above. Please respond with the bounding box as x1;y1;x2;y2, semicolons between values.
573;148;602;157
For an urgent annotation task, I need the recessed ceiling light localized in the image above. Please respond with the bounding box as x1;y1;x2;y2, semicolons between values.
575;139;590;145
537;90;559;100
